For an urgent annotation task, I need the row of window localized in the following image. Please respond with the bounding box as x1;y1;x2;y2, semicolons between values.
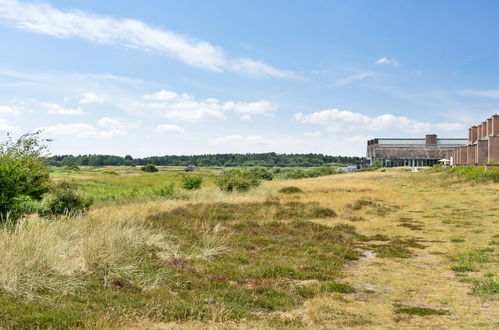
374;159;439;167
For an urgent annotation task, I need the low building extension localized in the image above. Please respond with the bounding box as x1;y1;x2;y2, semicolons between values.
367;134;467;167
444;114;499;165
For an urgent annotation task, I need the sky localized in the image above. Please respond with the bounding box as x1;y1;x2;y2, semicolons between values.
1;0;499;157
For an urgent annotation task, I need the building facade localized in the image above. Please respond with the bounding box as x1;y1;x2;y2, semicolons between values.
367;134;467;167
444;114;499;165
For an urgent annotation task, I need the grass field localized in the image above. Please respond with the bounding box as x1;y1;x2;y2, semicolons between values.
0;167;497;328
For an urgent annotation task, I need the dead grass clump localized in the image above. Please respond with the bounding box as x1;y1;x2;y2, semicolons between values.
347;198;397;216
278;186;304;194
397;217;424;231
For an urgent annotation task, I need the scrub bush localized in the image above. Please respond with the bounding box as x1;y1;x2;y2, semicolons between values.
38;181;93;218
0;132;51;222
181;175;203;190
141;164;158;173
216;173;260;192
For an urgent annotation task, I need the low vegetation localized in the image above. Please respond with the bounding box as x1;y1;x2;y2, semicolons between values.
447;165;499;183
0;136;497;328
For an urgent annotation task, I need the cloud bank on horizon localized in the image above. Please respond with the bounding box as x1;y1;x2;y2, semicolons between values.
0;0;497;156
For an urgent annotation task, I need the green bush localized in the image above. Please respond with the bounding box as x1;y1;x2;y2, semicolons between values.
448;165;499;183
216;173;260;192
272;167;337;180
157;183;177;198
141;164;158;173
38;181;93;218
64;163;80;172
181;175;203;190
0;132;51;222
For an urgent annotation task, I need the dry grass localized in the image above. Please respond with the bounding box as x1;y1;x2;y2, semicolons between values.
1;168;498;328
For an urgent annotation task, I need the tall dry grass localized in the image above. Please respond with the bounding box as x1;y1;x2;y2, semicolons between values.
0;215;179;297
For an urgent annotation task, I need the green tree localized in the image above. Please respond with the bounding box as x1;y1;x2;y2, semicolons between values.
0;131;51;222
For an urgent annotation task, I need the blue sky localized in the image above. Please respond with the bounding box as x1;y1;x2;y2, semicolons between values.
1;0;498;156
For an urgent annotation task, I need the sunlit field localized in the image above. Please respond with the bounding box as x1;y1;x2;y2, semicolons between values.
1;167;497;328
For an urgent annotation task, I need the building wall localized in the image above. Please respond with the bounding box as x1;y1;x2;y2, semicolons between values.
367;135;466;166
448;114;499;165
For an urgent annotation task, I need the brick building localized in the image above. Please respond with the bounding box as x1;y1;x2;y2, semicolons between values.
444;114;499;165
367;135;467;167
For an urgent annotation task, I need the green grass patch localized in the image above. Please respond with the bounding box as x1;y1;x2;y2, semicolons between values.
394;305;449;316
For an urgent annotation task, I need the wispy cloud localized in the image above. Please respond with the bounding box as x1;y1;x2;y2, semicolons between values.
335;72;374;86
0;0;295;78
295;108;464;133
375;57;400;66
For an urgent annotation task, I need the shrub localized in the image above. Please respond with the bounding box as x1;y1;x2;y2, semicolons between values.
64;163;80;171
278;186;304;194
38;181;93;218
141;164;158;173
158;183;177;198
0;131;51;222
448;165;499;183
181;175;203;190
216;173;260;192
272;167;337;180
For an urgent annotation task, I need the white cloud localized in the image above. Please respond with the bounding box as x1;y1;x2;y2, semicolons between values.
40;123;99;137
139;89;275;121
336;72;374;86
156;124;186;134
80;92;105;104
240;114;253;121
0;105;21;116
295;108;465;133
212;135;267;145
304;131;321;137
43;102;82;115
375;57;400;66
0;118;19;132
223;100;275;115
144;90;178;101
230;58;297;79
40;117;136;138
459;89;499;99
0;0;294;78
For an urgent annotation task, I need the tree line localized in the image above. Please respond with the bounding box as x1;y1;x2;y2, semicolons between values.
46;153;367;167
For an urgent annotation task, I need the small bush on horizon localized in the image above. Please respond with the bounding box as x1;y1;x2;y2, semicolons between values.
38;181;93;218
216;172;260;192
141;164;158;173
181;175;203;190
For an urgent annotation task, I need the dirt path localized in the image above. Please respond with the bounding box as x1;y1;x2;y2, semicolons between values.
293;170;499;329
